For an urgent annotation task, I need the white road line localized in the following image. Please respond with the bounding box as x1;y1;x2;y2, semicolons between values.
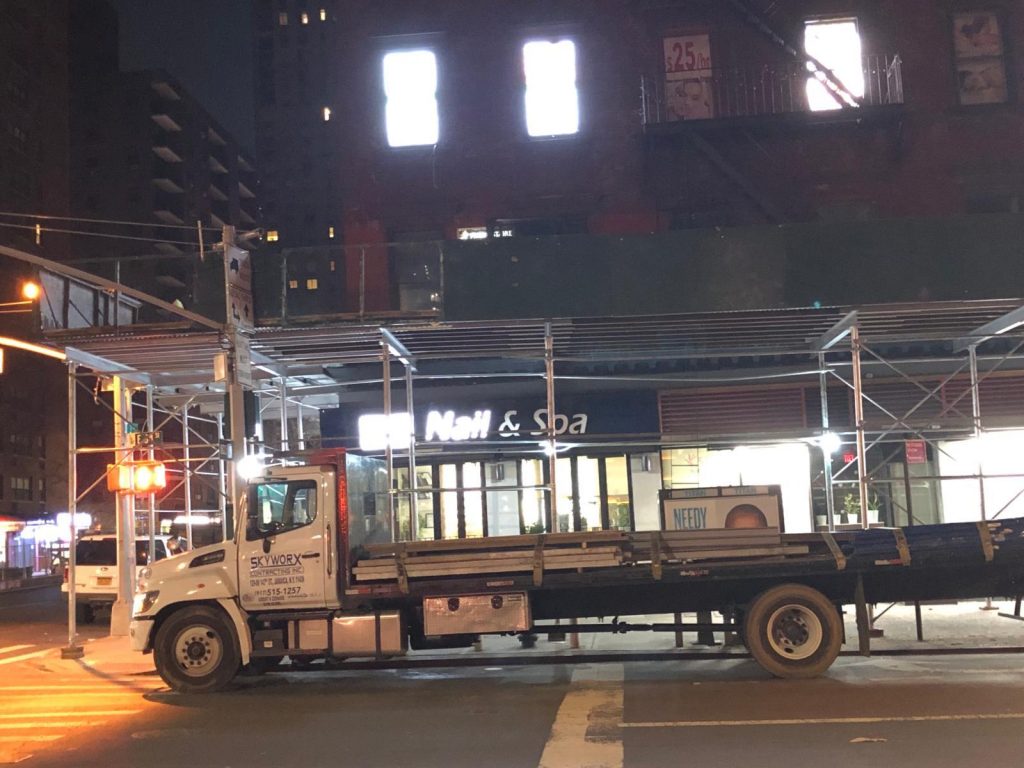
0;646;33;656
0;651;51;666
0;722;105;730
0;711;139;719
621;713;1024;729
539;664;624;768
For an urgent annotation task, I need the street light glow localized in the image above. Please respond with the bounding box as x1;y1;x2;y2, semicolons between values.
20;281;41;301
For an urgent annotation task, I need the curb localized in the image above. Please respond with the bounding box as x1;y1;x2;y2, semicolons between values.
0;575;62;593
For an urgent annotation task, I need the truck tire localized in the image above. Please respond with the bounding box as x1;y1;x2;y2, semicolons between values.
153;605;240;693
743;584;842;679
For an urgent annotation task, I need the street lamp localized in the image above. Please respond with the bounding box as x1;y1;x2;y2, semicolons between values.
20;280;41;301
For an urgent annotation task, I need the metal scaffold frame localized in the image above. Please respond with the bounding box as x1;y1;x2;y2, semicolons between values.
4;238;1024;651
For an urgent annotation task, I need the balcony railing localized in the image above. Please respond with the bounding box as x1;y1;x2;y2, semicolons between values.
642;54;903;125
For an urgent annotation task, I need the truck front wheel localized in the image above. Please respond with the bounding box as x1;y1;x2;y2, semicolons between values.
743;584;842;679
154;605;240;693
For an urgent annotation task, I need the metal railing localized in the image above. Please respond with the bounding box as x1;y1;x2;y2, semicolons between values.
642;54;903;125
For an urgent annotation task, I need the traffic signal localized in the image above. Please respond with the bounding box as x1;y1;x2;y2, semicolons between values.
107;461;167;494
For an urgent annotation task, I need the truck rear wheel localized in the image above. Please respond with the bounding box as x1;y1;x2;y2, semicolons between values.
154;605;240;693
743;584;842;679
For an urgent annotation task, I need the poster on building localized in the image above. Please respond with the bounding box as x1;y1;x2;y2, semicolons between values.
663;34;714;120
661;485;783;531
951;12;1008;106
905;439;927;464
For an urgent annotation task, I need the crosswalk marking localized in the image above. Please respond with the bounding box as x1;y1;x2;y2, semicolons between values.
0;711;140;719
0;650;51;666
0;721;110;729
620;712;1024;728
0;645;33;656
0;735;62;743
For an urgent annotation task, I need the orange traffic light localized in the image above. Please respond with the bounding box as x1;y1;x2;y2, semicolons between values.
106;461;167;494
20;281;41;301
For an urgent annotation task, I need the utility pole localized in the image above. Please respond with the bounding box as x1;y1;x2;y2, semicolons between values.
223;226;253;529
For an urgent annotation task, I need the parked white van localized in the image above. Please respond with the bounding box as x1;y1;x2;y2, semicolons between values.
62;533;179;623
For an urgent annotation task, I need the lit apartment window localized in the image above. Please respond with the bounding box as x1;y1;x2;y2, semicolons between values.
301;12;309;25
288;279;298;289
320;8;327;21
382;49;439;147
278;12;288;25
323;106;332;121
523;39;579;136
306;278;319;290
266;229;280;242
804;18;864;111
328;226;335;238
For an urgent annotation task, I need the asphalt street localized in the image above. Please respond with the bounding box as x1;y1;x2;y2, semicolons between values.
3;586;1024;768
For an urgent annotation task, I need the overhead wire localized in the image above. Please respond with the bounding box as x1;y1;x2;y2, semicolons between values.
0;210;220;233
0;220;199;246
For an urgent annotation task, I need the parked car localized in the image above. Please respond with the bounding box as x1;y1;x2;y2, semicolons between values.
62;533;174;624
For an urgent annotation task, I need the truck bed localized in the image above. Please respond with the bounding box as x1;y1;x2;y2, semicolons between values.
347;520;1024;614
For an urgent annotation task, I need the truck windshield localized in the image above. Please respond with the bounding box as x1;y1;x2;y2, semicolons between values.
248;480;318;538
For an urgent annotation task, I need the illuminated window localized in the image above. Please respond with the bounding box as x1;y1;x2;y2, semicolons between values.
278;12;287;25
266;229;279;242
322;106;332;121
382;49;439;147
288;279;298;289
328;226;335;238
804;19;864;111
523;39;579;136
301;12;309;24
306;278;319;290
319;8;327;21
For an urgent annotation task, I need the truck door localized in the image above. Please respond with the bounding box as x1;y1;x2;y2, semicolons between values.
239;472;328;611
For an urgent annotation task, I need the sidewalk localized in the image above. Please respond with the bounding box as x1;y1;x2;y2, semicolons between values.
0;574;61;593
61;598;1024;679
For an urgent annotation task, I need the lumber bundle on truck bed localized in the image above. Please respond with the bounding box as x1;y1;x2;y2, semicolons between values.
353;527;812;583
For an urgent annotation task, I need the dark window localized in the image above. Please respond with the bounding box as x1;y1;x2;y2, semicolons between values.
75;539;117;565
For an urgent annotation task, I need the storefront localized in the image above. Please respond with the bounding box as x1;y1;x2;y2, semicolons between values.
321;391;664;540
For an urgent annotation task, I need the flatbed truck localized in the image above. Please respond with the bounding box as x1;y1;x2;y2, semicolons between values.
129;452;1024;692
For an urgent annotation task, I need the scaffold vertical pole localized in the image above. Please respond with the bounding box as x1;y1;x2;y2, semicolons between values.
406;363;417;541
382;339;395;539
61;361;83;659
278;378;289;452
819;352;836;529
145;385;156;563
544;322;557;534
216;411;228;541
851;325;869;530
183;404;193;550
969;344;996;610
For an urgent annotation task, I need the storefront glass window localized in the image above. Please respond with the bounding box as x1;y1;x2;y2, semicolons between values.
577;457;601;532
439;464;459;539
631;452;662;531
521;459;547;533
554;457;574;532
485;460;521;536
462;462;484;538
606;456;630;530
394;466;435;541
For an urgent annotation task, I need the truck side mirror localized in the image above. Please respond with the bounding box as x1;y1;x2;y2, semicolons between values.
262;537;272;554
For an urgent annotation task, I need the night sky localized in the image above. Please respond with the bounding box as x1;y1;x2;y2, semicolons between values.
111;0;255;148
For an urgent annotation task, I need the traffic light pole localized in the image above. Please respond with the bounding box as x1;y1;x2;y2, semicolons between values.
61;362;83;659
109;375;136;637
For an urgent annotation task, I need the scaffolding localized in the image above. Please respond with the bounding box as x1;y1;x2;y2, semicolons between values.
3;240;1024;652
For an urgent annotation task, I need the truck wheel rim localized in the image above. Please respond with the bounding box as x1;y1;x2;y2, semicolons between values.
766;604;823;661
174;624;223;677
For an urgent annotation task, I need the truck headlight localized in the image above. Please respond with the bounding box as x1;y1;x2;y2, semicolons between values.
132;590;160;616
